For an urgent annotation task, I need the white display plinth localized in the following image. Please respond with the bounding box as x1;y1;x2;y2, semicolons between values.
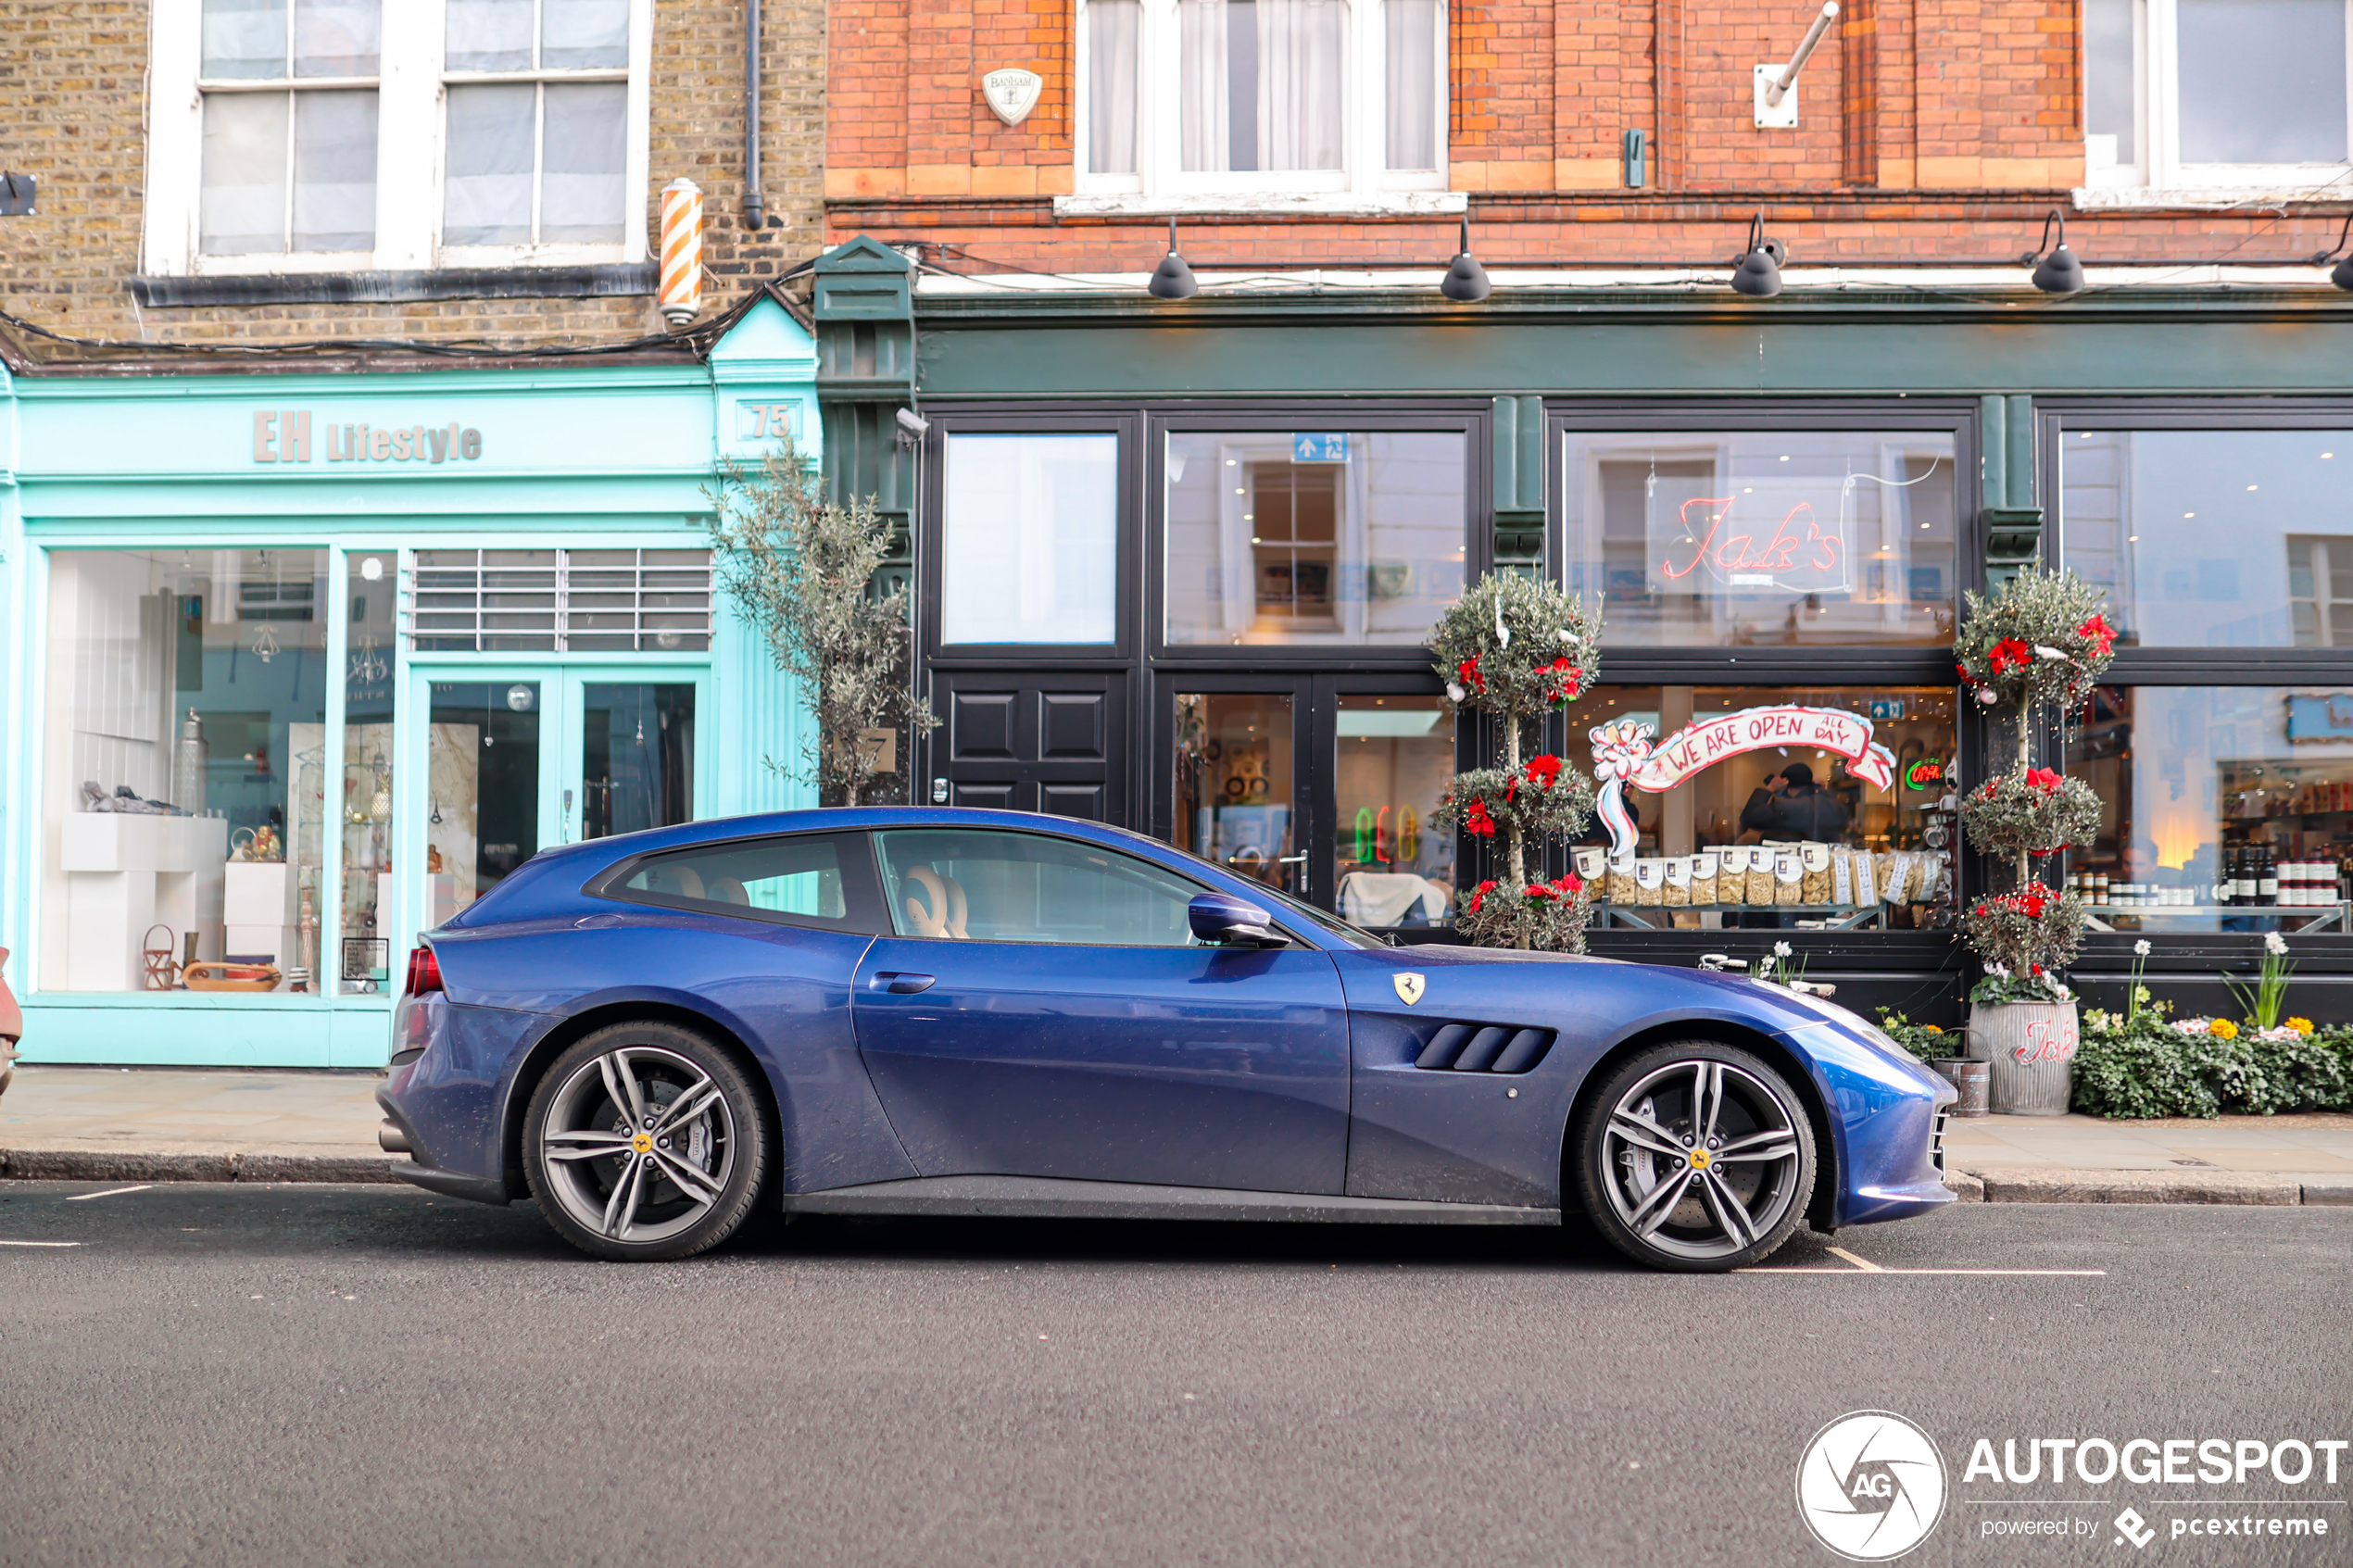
61;814;227;991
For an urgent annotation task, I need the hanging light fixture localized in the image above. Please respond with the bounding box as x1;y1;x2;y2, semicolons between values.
2316;212;2353;293
1148;219;1198;300
1730;211;1784;297
1441;215;1491;303
2021;208;2085;295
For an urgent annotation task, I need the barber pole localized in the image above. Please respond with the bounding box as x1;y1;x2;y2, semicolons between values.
658;178;704;327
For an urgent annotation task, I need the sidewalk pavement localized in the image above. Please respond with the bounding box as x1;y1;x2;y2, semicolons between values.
2;1066;2350;1203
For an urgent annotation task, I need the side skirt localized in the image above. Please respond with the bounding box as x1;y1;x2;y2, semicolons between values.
780;1174;1562;1226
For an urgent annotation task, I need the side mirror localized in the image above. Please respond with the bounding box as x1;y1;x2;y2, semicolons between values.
1188;891;1290;948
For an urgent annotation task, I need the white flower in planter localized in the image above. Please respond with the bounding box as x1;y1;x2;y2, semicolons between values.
2265;932;2290;957
2133;938;2151;957
1773;941;1793;958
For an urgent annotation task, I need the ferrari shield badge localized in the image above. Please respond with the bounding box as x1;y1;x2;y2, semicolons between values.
1392;972;1427;1006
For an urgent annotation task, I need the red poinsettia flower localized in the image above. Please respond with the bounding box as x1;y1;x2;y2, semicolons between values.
1457;656;1487;696
1988;637;2034;674
1464;799;1497;837
1974;904;1989;918
1468;878;1499;913
1524;754;1565;789
2025;767;2064;792
1523;882;1557;904
1538;657;1585;704
2077;614;2116;658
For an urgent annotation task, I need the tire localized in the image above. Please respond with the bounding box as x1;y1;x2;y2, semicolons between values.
1572;1040;1816;1273
522;1022;769;1262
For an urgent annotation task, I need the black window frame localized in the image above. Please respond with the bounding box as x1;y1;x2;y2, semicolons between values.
1547;398;1981;688
585;830;892;935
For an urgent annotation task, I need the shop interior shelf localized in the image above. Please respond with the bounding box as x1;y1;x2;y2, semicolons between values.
2082;904;2349;934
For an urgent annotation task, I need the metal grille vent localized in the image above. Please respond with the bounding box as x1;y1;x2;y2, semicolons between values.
409;548;712;653
1415;1022;1557;1074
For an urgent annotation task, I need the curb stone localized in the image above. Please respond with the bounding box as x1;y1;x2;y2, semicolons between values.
0;1147;401;1185
1958;1163;2303;1205
1943;1170;1986;1202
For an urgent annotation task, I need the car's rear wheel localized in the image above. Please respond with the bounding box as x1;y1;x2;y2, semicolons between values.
1573;1041;1815;1273
523;1022;767;1261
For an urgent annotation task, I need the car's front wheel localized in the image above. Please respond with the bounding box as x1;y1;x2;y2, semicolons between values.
1573;1041;1816;1273
523;1022;768;1261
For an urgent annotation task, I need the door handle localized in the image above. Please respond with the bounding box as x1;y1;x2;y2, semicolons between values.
1276;854;1308;864
873;972;937;995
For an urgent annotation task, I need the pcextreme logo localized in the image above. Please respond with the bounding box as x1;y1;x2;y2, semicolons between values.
1796;1411;1949;1562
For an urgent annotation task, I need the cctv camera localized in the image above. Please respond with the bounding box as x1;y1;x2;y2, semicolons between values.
895;408;930;443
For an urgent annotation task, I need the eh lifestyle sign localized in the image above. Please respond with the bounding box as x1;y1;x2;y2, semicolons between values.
251;410;484;466
1588;704;1897;859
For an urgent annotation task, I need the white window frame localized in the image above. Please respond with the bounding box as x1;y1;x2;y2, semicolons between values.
142;0;652;275
1064;0;1456;216
2082;0;2353;202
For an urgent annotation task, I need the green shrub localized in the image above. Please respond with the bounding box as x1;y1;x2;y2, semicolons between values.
1873;1010;1955;1064
2071;1002;2353;1119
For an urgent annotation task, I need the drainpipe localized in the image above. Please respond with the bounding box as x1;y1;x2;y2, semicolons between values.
743;0;765;231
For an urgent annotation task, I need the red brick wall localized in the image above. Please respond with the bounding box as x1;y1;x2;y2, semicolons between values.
825;0;2344;268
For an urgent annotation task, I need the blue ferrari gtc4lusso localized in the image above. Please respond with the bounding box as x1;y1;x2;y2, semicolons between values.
378;808;1956;1272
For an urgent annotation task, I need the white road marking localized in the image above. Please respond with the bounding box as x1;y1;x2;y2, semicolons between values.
0;1239;82;1248
1743;1245;2105;1276
1743;1266;2108;1275
66;1185;153;1201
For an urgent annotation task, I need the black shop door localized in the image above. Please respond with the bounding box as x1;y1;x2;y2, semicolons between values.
925;671;1129;825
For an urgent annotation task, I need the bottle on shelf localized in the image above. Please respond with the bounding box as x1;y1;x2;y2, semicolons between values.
2259;847;2279;907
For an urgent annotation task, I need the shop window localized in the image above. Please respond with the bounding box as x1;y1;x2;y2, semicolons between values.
40;550;330;995
2082;0;2350;194
411;547;711;652
341;550;396;993
2059;428;2351;648
1074;0;1447;203
939;434;1120;646
1556;684;1957;929
1175;693;1301;896
146;0;650;276
1165;431;1466;646
1559;429;1958;648
580;683;695;839
426;681;545;923
1333;694;1454;925
2066;685;2353;934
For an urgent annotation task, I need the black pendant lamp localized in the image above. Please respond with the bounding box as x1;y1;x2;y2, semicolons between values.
1441;215;1491;303
1148;218;1198;300
2022;208;2085;295
2318;212;2353;292
1730;211;1783;298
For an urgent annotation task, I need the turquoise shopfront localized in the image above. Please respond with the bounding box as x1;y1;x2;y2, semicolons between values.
0;295;820;1068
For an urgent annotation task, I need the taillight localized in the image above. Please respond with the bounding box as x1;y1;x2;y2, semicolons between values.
404;944;444;997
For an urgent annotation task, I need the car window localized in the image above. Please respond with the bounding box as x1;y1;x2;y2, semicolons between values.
874;829;1206;947
596;833;883;932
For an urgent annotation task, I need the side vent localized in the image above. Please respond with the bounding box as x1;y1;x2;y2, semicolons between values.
1415;1022;1557;1074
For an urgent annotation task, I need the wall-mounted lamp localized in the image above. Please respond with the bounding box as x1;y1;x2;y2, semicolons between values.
1440;216;1491;303
1148;219;1199;300
2021;209;2085;295
2317;212;2353;293
1730;212;1785;297
1755;2;1839;129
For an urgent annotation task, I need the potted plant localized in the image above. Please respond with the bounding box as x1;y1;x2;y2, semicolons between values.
1427;572;1603;950
1954;569;2115;1114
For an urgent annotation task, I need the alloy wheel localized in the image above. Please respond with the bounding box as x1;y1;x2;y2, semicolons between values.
535;1045;737;1247
1597;1057;1805;1263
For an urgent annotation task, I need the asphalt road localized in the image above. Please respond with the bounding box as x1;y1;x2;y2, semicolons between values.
0;1185;2347;1568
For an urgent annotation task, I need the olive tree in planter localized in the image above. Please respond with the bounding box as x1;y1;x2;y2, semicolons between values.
1427;573;1603;951
709;442;938;806
1954;569;2116;1112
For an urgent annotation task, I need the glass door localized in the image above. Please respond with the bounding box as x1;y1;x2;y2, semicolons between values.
405;666;708;942
1172;686;1310;898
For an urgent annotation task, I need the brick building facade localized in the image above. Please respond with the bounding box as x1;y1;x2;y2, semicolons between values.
0;0;824;358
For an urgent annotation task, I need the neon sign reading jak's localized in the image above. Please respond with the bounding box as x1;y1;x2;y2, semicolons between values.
251;411;484;465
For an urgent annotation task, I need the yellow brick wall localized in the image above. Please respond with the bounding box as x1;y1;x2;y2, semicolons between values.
0;0;824;358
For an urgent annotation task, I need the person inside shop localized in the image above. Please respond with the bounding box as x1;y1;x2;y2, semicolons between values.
1739;762;1851;843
